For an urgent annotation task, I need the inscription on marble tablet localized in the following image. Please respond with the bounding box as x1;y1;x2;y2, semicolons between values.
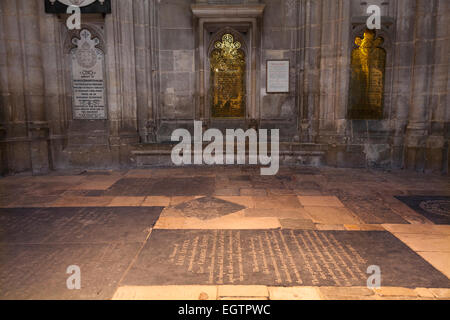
71;29;107;120
267;60;290;93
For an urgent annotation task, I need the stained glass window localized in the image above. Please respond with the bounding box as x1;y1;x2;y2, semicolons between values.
210;34;246;118
348;30;386;119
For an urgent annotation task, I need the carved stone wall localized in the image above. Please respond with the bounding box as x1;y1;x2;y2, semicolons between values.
0;0;448;174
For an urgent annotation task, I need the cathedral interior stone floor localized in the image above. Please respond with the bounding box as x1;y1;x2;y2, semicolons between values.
0;166;449;300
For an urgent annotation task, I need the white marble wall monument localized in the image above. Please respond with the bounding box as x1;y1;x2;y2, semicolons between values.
71;29;107;120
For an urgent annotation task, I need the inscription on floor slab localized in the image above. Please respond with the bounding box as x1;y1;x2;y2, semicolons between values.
123;229;450;288
334;191;409;224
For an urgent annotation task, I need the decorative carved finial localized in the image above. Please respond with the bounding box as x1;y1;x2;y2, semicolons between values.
214;34;242;59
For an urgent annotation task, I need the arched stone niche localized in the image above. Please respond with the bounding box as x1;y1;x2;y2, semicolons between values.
191;3;265;129
61;23;110;153
348;23;394;120
206;28;249;119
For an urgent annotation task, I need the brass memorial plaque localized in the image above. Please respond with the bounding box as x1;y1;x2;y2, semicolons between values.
348;30;386;119
210;34;246;118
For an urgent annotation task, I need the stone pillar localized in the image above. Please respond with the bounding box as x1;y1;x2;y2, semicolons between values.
0;2;8;174
116;0;138;134
1;1;29;174
107;0;140;166
0;0;50;174
316;0;354;167
425;0;449;172
317;0;348;146
300;0;322;143
391;0;417;168
334;0;352;128
149;0;160;130
133;0;159;143
39;1;67;170
19;0;50;174
405;0;436;171
134;0;151;143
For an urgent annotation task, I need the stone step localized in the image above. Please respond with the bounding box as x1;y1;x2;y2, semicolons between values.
131;143;327;168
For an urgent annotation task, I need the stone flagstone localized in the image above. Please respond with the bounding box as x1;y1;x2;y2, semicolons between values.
172;196;246;220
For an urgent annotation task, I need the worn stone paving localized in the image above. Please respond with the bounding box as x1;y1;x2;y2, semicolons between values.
171;197;246;220
395;196;450;225
122;229;450;288
0;243;140;300
102;177;216;197
0;166;449;300
0;206;164;300
0;207;163;243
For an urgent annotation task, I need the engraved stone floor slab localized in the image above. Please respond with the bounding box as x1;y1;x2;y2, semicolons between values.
0;243;140;300
122;229;450;288
0;207;163;244
172;197;245;220
334;191;409;224
0;206;163;299
102;177;215;196
395;196;450;225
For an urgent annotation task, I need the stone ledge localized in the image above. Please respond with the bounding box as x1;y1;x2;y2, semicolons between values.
191;4;265;18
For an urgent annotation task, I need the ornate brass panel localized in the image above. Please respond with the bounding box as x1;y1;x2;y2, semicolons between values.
348;30;386;119
210;34;246;118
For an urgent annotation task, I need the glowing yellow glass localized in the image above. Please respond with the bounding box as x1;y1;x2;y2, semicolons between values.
210;34;246;118
348;30;386;119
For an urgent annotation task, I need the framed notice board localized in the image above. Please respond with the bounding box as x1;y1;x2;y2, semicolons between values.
266;60;290;94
